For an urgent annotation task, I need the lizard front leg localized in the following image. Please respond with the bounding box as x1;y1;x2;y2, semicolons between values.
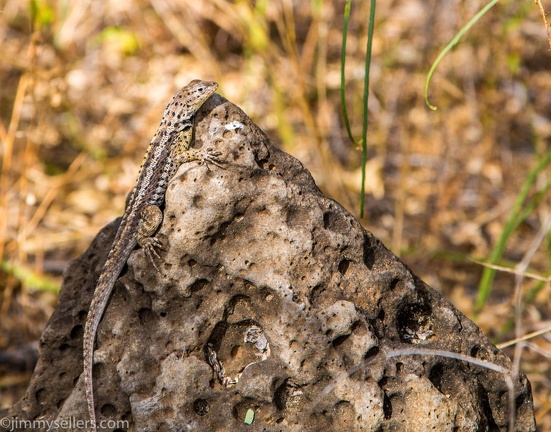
174;127;223;168
176;147;224;170
138;147;224;269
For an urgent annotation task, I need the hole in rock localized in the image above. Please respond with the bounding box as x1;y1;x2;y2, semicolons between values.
193;398;209;416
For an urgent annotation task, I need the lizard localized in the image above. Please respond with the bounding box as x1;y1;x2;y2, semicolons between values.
82;79;220;431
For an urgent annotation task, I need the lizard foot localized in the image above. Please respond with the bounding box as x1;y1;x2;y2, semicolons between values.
140;235;168;272
201;148;225;170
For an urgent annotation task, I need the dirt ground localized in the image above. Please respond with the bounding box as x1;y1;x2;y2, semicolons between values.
0;0;550;429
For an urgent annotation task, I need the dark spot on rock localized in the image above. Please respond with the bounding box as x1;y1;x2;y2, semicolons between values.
365;345;379;360
209;220;231;245
100;403;117;417
428;362;445;393
362;233;376;269
396;302;432;343
382;391;392;419
308;283;325;306
332;334;349;347
255;154;270;169
70;325;83;339
323;211;348;232
470;344;491;361
274;379;289;410
194;398;209;416
338;259;351;275
389;278;400;290
478;382;500;430
190;279;209;293
36;388;46;403
285;205;305;228
138;308;155;326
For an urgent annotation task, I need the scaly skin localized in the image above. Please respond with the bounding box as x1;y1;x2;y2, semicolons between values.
83;80;219;431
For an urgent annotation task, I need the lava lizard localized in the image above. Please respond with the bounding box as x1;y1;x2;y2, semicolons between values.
83;79;220;431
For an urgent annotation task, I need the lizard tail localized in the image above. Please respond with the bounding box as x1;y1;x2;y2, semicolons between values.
83;261;128;432
83;315;98;431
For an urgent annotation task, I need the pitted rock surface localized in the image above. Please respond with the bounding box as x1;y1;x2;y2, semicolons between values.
6;95;535;431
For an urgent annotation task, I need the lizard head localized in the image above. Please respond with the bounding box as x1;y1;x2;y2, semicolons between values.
161;79;219;133
183;79;219;106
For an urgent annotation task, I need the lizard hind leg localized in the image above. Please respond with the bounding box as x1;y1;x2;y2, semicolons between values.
137;204;166;271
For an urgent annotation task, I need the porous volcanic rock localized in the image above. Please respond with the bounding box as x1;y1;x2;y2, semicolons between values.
5;94;535;431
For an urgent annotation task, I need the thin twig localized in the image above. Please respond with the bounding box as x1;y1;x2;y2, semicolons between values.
512;215;551;383
468;258;550;283
498;325;551;349
534;0;551;50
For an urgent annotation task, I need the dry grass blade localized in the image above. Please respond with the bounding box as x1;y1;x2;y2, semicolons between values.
21;153;87;241
149;0;220;75
534;0;551;50
0;76;29;260
468;259;551;283
498;326;551;350
512;215;551;379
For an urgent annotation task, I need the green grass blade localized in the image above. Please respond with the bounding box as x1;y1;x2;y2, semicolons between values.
475;147;551;311
340;0;376;217
424;0;499;111
1;260;60;293
340;0;355;145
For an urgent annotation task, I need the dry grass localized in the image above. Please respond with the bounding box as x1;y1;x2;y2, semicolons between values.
0;0;549;428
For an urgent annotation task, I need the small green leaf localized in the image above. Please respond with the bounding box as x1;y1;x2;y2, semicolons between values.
2;260;60;293
244;408;255;425
506;53;521;74
30;0;54;29
94;27;140;56
475;148;551;311
424;0;499;110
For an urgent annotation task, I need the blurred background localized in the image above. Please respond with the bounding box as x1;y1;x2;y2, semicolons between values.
0;0;550;428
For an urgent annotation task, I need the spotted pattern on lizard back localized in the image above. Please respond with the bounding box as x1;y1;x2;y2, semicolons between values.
83;79;219;432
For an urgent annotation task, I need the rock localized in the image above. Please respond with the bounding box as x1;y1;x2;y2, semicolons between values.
5;94;536;431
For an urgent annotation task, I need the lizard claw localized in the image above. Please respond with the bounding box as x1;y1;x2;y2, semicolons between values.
140;235;168;272
202;148;225;170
